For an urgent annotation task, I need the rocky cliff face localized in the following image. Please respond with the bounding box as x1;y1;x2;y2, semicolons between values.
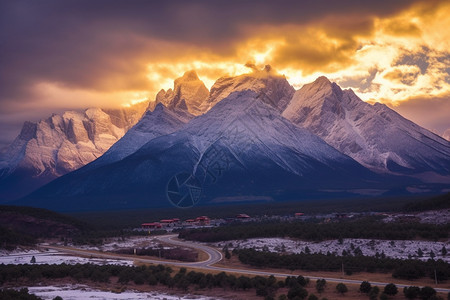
150;70;209;115
0;102;147;201
200;65;295;113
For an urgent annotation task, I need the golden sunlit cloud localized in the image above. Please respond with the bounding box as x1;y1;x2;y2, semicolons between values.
125;1;449;111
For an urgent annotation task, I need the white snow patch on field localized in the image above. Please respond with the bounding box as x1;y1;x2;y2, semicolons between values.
26;285;219;300
215;238;450;262
74;236;165;251
0;249;132;266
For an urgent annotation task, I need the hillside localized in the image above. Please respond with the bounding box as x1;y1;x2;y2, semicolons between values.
0;205;90;249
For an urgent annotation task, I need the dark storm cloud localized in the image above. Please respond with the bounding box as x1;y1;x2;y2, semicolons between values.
0;0;422;101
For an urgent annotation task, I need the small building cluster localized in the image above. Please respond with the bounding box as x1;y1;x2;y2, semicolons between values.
139;213;258;232
140;216;211;231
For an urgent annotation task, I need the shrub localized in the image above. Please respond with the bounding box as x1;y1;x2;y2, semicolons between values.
307;294;319;300
315;279;326;293
384;283;398;296
404;286;421;299
336;283;348;294
420;286;436;300
288;286;308;299
360;281;371;293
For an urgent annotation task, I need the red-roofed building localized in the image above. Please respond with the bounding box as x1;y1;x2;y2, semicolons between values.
196;216;210;225
160;219;175;224
141;222;162;229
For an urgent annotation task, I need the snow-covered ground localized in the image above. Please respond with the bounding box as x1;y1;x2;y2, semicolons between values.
73;236;165;251
382;209;450;225
26;285;220;300
0;249;132;266
0;236;185;266
215;238;450;262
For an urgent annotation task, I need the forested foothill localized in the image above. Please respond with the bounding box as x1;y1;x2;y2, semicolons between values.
236;248;450;281
179;216;449;243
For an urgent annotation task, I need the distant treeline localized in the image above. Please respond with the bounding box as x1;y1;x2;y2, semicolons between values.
68;195;427;230
0;227;36;250
0;205;90;230
236;249;450;281
179;217;449;242
0;205;167;249
0;205;91;250
404;192;450;211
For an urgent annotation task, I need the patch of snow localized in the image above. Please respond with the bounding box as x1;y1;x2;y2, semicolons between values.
215;237;450;262
0;249;132;266
74;236;165;252
25;285;220;300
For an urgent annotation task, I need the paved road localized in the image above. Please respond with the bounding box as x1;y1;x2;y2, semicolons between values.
44;235;450;293
43;234;222;269
156;235;222;267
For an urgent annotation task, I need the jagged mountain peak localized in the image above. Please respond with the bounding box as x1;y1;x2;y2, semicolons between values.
299;76;345;100
313;75;331;85
154;70;209;116
201;65;295;113
176;70;201;82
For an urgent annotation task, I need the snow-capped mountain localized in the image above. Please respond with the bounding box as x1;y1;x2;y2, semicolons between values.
200;65;294;113
20;89;384;211
0;103;147;201
283;76;450;178
7;66;450;211
150;70;209;115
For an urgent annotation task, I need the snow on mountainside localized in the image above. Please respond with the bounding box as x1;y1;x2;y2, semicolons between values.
22;90;382;211
85;103;192;169
283;76;450;177
200;65;294;113
150;70;209;115
0;103;147;201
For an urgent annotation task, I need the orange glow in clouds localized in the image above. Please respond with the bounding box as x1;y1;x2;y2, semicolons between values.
28;1;448;124
131;1;450;111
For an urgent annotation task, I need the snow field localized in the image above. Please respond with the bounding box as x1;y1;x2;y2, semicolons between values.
25;285;219;300
215;238;450;262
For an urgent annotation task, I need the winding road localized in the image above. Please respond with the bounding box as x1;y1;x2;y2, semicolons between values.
44;235;450;293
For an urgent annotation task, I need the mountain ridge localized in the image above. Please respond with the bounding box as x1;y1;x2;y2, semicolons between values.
283;76;450;177
20;89;390;211
3;66;450;209
0;103;147;201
